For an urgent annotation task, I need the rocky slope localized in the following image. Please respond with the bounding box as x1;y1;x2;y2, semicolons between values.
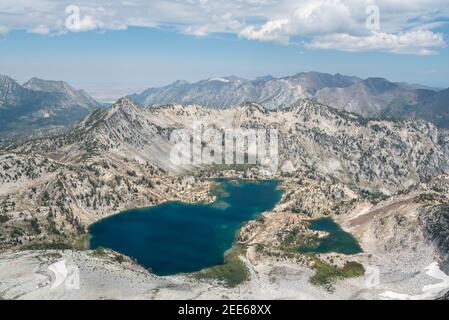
1;174;449;300
420;204;449;273
1;97;449;299
150;99;449;192
1;97;448;248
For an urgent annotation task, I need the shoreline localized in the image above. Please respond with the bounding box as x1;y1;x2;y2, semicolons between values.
86;177;283;278
1;171;449;299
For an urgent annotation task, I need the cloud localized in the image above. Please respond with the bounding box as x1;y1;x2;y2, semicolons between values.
0;0;448;55
306;30;446;55
71;15;104;32
239;20;290;44
183;13;244;37
28;25;50;35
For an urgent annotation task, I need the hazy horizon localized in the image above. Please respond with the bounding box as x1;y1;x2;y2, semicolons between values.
3;68;447;103
1;1;449;101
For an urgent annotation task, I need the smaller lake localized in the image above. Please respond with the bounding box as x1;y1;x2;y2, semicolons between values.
89;179;282;276
298;217;362;255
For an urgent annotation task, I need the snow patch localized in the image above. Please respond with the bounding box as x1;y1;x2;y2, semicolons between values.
380;262;449;300
208;78;230;83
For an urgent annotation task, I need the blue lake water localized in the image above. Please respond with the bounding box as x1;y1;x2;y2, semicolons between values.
89;179;282;276
298;217;362;255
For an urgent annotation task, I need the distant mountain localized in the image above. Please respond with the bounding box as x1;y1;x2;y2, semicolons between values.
0;75;102;138
130;72;449;127
130;72;360;110
314;77;426;116
381;87;449;128
393;82;443;91
23;77;99;109
0;75;42;108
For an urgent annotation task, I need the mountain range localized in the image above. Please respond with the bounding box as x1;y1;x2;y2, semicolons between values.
130;72;449;128
12;97;449;192
1;71;448;144
0;75;101;139
1;97;449;299
2;97;449;264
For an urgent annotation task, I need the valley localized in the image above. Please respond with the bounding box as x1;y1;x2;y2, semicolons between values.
0;97;449;299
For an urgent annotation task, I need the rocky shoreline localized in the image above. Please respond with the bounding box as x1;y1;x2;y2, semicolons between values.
1;172;449;299
1;99;449;300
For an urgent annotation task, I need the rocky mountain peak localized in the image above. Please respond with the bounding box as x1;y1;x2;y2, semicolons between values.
171;80;190;86
362;77;398;93
285;98;323;112
23;77;100;108
107;97;142;117
0;75;25;103
254;75;275;82
0;74;101;137
23;77;71;93
0;74;17;85
0;74;20;91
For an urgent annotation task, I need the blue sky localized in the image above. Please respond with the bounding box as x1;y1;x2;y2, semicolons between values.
1;1;449;101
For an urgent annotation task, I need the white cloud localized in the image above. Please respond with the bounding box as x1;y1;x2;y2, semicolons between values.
74;15;104;32
28;25;50;35
306;30;446;55
183;13;243;37
0;0;448;55
0;26;9;34
239;20;290;44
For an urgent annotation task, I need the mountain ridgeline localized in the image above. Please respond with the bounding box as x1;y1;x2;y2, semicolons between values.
13;97;449;194
1;71;448;144
130;72;449;128
0;75;101;139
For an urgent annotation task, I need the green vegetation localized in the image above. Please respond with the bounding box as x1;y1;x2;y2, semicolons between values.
196;246;249;287
0;215;9;223
73;235;89;251
256;244;302;260
21;242;73;250
202;164;257;176
359;189;388;204
114;254;125;264
90;247;127;264
310;256;365;292
91;246;108;257
41;191;50;205
414;192;447;204
40;252;63;260
30;218;41;234
280;226;307;249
